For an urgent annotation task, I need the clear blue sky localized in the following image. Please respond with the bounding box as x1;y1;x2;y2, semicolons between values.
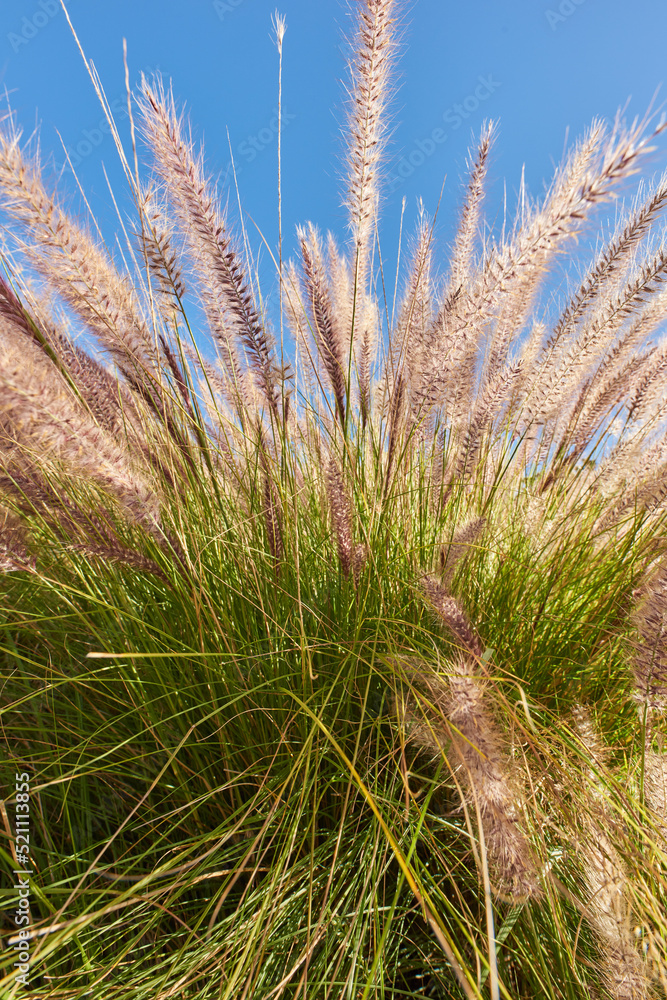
2;0;667;308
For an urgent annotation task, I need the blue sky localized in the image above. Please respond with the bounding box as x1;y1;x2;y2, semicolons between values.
2;0;667;312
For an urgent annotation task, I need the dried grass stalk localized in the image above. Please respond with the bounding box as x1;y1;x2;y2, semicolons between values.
139;79;283;420
399;656;541;900
73;541;168;584
453;362;523;485
0;465;170;581
0;273;143;441
631;558;667;712
550;176;667;354
439;517;486;589
262;474;283;564
573;708;650;1000
352;541;368;583
326;457;354;579
390;215;433;426
524;246;667;433
419;575;483;658
0;507;33;573
0;122;159;382
284;261;319;401
140;191;187;310
446;122;495;296
0;318;157;525
643;748;667;843
345;0;397;288
298;225;347;424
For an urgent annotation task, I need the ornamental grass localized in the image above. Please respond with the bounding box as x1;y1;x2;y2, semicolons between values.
2;2;667;997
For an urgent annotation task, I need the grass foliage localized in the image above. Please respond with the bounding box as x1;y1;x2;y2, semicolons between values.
2;2;667;997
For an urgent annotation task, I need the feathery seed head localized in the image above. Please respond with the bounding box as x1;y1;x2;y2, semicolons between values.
140;190;187;307
0;318;158;525
352;541;368;584
400;656;541;900
631;560;667;712
447;121;496;296
439;517;486;589
4;10;667;993
573;706;651;1000
643;748;667;841
0;507;33;573
345;0;399;285
298;225;347;424
272;10;286;50
138;78;284;422
262;473;283;564
419;575;483;659
0;119;159;381
326;457;354;578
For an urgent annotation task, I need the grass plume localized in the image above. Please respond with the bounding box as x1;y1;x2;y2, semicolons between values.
2;4;667;997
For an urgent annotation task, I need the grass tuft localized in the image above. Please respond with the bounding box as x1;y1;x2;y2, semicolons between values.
1;2;667;997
